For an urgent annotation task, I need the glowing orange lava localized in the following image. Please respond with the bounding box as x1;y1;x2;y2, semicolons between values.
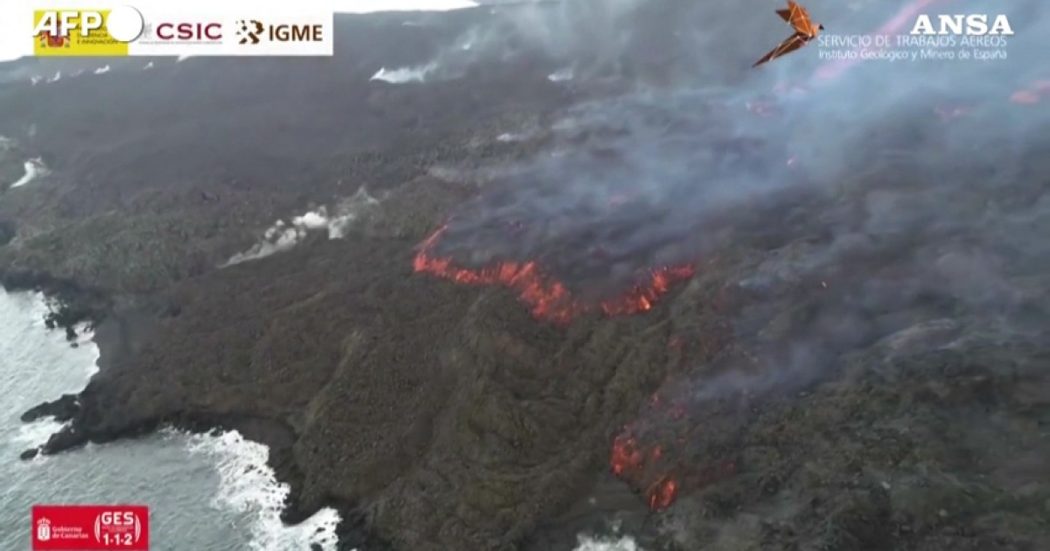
647;476;679;511
610;427;646;477
413;225;695;323
611;423;682;511
1011;89;1041;105
1011;79;1050;106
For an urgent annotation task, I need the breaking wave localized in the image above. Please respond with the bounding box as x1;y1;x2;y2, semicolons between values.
186;430;341;551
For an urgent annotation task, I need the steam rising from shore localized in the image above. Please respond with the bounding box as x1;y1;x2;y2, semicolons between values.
574;534;643;551
223;188;379;266
371;62;439;84
8;158;47;189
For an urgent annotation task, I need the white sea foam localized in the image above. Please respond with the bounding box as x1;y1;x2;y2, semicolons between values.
45;70;61;83
186;430;342;551
93;65;111;75
143;61;154;70
11;418;65;449
223;188;378;266
370;63;438;84
574;534;644;551
9;158;48;189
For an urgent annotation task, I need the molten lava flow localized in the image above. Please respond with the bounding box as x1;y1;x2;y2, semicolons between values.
414;225;695;323
600;265;696;316
610;386;742;512
611;422;682;511
647;476;679;511
610;426;645;477
1011;79;1050;105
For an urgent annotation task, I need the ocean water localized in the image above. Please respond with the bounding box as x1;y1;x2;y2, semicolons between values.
0;288;339;550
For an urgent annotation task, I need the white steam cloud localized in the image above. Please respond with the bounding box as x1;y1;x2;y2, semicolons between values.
547;66;575;82
223;188;379;267
574;534;644;551
9;158;48;189
370;62;439;84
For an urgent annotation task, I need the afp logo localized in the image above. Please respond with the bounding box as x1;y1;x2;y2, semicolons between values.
32;7;144;43
235;19;325;44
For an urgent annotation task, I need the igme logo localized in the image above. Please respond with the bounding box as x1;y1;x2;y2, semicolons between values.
236;19;264;44
235;19;325;45
910;14;1014;36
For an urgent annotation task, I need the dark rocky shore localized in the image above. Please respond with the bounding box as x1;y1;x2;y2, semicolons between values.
2;1;1049;550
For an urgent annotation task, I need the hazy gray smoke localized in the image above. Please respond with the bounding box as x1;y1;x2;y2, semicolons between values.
373;0;655;83
427;0;1049;303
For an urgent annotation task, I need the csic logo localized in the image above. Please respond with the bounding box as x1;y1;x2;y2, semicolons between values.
140;21;222;43
235;19;325;45
910;14;1014;36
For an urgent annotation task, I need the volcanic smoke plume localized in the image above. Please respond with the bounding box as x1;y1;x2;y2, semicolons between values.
408;0;1050;526
414;0;1050;320
412;92;798;322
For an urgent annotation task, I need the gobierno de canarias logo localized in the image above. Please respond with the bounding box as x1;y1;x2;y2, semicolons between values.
32;7;144;56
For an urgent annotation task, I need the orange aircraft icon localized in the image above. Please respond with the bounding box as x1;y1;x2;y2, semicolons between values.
753;0;824;67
